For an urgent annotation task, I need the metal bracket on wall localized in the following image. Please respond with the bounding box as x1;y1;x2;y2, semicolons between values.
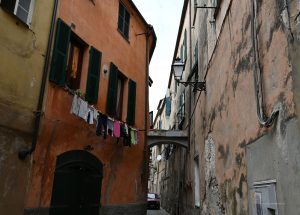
178;81;206;92
195;4;219;9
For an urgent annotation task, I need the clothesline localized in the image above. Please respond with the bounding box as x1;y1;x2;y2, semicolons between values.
70;94;139;146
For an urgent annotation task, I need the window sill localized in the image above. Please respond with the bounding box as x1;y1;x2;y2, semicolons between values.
1;7;31;29
117;28;130;44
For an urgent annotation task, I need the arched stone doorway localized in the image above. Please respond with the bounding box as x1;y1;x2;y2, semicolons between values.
49;150;103;215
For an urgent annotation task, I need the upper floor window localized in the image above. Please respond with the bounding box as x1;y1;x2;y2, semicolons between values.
118;2;130;39
165;97;171;117
106;63;124;120
66;36;84;90
0;0;35;25
106;63;136;125
49;19;101;104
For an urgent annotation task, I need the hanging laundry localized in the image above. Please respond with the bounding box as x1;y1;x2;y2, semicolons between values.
113;121;121;138
121;123;130;146
78;99;89;120
70;94;80;116
107;118;114;136
124;123;129;136
86;108;94;124
89;106;98;122
130;128;136;145
92;107;99;121
96;113;107;138
134;129;139;145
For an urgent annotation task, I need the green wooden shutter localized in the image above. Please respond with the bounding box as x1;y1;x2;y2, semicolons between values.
86;47;101;103
106;63;118;115
49;18;71;86
126;79;136;125
124;9;130;38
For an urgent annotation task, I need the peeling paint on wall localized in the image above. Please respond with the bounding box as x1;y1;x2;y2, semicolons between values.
202;133;225;215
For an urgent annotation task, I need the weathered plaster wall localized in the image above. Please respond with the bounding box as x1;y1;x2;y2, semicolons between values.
0;0;54;133
196;0;295;214
246;118;300;215
0;127;32;215
24;0;153;214
0;1;54;214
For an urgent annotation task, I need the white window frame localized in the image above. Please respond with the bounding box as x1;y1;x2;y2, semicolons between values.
0;0;35;26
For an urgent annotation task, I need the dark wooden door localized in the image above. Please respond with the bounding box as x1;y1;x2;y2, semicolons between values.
49;151;103;215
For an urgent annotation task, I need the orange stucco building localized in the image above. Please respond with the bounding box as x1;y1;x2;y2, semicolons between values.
23;0;156;214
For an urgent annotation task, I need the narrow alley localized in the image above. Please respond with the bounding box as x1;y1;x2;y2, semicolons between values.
1;0;300;214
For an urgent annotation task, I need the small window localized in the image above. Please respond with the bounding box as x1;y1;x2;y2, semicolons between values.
66;37;84;90
106;63;126;120
165;97;171;116
118;2;130;39
0;0;35;25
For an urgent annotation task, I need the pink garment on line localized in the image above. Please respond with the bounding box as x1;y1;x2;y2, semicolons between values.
113;121;121;138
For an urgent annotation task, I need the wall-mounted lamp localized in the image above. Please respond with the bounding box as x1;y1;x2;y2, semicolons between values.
172;58;206;92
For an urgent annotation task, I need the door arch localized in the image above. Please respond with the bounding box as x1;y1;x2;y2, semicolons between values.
50;150;103;215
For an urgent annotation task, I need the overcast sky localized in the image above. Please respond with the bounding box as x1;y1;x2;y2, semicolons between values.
132;0;183;113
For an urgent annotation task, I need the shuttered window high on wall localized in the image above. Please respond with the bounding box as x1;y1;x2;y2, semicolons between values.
126;79;136;125
49;18;71;86
106;63;118;116
0;0;35;25
118;1;130;39
106;63;126;120
86;47;101;103
165;97;171;117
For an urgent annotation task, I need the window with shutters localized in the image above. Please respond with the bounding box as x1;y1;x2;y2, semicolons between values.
106;63;127;120
49;19;101;103
66;36;84;90
0;0;35;25
118;1;130;40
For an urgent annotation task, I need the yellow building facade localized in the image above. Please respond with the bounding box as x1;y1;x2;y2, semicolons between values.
0;0;55;214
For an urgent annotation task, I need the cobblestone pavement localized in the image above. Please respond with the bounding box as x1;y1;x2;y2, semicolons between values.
147;208;170;215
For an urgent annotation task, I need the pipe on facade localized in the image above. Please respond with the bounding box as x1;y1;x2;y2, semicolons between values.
143;25;153;195
188;0;193;151
18;0;59;160
251;0;279;128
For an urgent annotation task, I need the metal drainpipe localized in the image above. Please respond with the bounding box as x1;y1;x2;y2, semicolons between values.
144;25;152;197
18;0;59;160
251;0;279;128
188;0;193;150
